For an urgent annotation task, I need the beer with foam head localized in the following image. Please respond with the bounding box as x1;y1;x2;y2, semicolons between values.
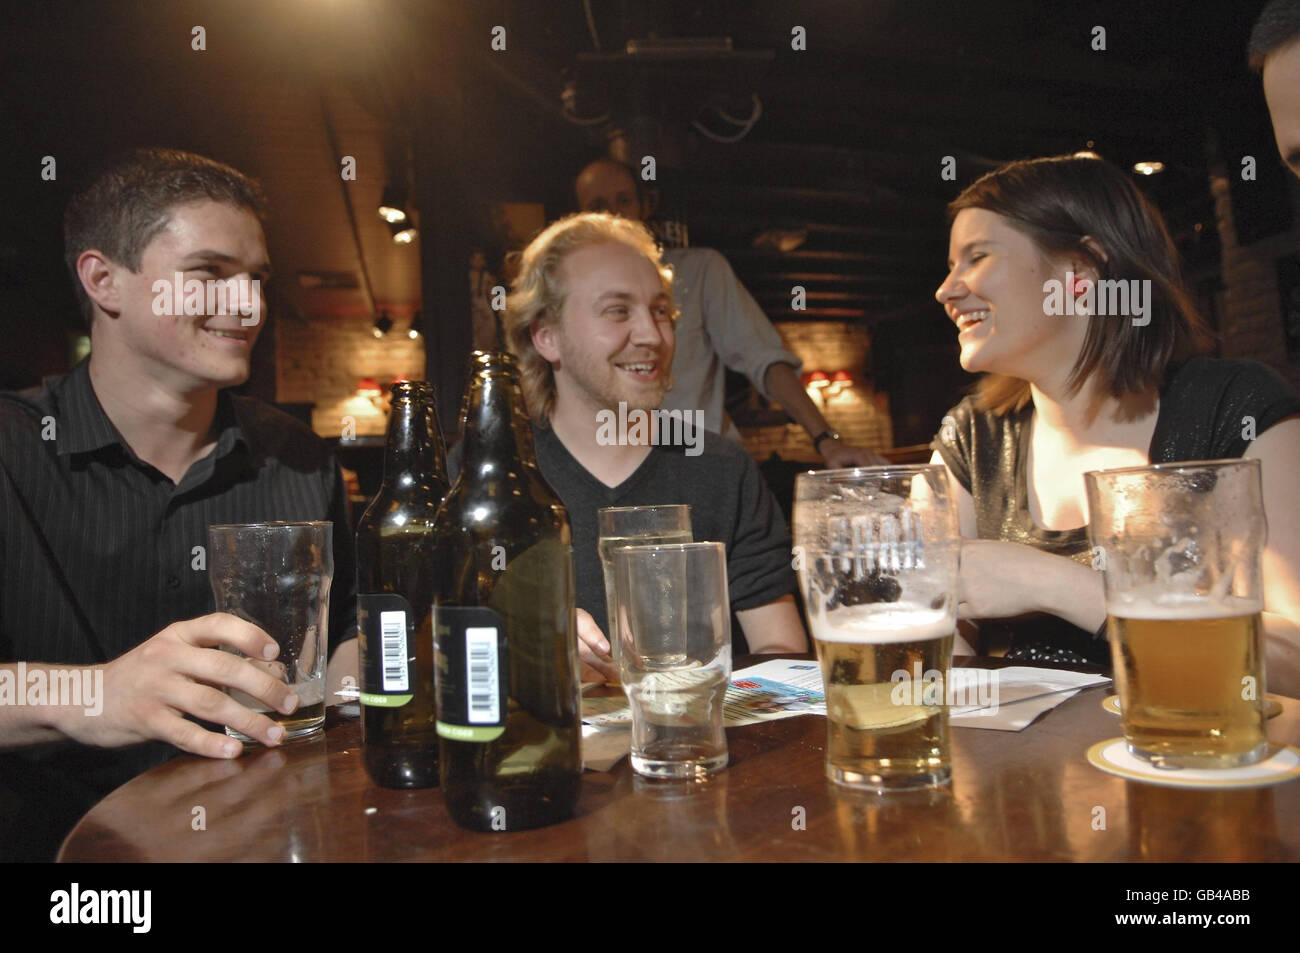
1086;459;1269;770
794;464;962;793
1108;597;1266;767
811;605;954;791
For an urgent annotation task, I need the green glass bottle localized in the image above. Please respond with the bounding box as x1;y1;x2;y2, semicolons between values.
433;350;582;831
356;381;449;788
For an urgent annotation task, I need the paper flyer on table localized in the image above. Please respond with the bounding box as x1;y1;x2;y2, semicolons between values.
581;658;827;729
581;661;1110;735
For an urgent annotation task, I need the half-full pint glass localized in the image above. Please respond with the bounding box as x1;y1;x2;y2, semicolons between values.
1085;459;1268;768
793;466;961;791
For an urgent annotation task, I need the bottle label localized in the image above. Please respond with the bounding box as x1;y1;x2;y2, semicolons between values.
358;593;415;708
435;606;508;742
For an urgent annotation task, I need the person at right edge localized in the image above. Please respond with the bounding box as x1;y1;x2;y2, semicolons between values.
928;155;1300;697
1251;0;1300;183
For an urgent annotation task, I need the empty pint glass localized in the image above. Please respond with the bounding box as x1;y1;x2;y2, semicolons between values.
1085;460;1268;768
614;542;731;779
793;466;961;791
597;505;693;664
209;521;333;741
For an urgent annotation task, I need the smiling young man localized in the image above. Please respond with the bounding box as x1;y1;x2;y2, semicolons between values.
0;149;358;859
499;213;806;681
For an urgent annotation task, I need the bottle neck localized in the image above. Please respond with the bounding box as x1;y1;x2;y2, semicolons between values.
383;397;448;495
458;373;539;480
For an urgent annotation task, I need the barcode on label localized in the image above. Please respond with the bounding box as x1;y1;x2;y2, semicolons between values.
465;626;500;724
380;610;409;692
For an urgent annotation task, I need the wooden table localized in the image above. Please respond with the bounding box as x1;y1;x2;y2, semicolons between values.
58;658;1300;862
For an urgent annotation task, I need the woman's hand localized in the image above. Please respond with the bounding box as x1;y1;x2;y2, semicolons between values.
958;539;1105;632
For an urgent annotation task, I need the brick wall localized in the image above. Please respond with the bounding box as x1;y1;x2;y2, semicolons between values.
739;320;894;462
1210;170;1300;391
276;304;426;437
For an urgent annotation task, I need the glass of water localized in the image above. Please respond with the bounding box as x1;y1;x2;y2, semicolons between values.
613;541;731;779
597;505;693;663
208;521;333;741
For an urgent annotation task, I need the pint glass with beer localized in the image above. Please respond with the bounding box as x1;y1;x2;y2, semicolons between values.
1084;459;1268;769
793;465;961;791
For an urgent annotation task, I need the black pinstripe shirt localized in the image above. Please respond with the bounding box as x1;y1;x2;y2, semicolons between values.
0;359;357;859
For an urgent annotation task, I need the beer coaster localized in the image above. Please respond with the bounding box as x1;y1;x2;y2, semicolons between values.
1085;738;1300;789
1101;694;1283;719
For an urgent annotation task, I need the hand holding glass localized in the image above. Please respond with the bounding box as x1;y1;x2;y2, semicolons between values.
208;521;333;742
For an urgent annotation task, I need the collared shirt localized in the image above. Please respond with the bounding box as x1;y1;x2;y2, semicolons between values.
659;247;803;442
0;359;357;859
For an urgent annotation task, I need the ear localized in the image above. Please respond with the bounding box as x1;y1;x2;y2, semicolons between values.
76;250;123;319
531;317;562;364
1073;235;1109;282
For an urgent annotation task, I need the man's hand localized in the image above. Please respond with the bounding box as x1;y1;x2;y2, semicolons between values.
819;438;889;468
576;608;620;684
55;613;301;758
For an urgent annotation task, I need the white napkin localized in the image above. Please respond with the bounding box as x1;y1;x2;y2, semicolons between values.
949;666;1111;731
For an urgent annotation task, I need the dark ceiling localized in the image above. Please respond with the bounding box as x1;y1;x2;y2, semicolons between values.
1;0;1293;441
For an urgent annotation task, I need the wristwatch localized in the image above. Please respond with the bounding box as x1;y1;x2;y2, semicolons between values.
810;429;841;453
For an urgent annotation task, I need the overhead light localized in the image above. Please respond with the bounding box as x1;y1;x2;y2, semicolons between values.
407;311;424;340
372;311;394;338
378;184;409;224
389;220;418;244
1133;161;1164;175
1073;150;1102;160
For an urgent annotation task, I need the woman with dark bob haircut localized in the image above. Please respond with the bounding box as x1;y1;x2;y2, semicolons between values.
930;154;1300;695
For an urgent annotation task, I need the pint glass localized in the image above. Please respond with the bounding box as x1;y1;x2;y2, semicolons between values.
209;521;333;741
597;505;693;664
793;465;962;791
1084;459;1268;768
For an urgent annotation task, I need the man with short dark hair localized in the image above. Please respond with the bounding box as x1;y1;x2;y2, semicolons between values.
1250;0;1300;180
0;148;358;859
575;158;884;466
498;211;806;682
